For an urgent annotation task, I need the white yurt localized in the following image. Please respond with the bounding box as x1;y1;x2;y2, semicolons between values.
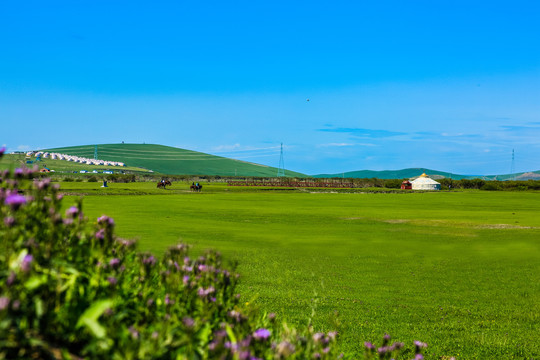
411;173;441;190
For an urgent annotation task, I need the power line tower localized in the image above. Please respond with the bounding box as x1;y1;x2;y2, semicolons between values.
94;145;98;160
277;143;285;177
510;148;515;180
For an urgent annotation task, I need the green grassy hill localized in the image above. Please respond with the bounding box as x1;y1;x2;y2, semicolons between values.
44;143;307;177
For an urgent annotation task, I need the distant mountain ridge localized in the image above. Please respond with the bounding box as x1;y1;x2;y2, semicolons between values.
44;143;307;177
313;168;540;181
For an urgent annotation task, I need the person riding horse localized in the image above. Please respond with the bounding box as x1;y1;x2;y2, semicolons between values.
157;179;171;189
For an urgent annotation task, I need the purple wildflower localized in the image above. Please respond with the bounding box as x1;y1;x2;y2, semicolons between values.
414;341;428;349
107;277;117;286
313;332;325;343
21;254;33;272
6;271;16;286
151;331;159;339
97;215;114;226
238;351;250;360
128;326;139;339
118;238;136;248
253;328;271;341
66;206;79;218
95;228;105;240
4;216;15;227
14;168;24;178
183;275;190;285
277;341;295;356
0;296;9;310
5;194;26;210
415;355;424;360
143;255;156;266
364;342;375;350
109;258;121;268
165;294;175;305
197;286;215;298
35;178;51;190
183;316;195;328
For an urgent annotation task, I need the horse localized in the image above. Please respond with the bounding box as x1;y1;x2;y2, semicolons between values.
190;184;203;192
157;180;172;189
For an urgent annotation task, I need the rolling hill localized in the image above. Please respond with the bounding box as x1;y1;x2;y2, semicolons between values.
44;144;307;177
313;167;540;180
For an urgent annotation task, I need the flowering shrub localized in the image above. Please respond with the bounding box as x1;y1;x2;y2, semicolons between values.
0;154;340;359
0;147;429;359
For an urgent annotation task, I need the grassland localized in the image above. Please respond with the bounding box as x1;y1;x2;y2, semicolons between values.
59;182;540;358
44;143;307;177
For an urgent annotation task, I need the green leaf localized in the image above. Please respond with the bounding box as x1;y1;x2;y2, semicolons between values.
76;299;113;338
25;275;47;291
225;324;237;345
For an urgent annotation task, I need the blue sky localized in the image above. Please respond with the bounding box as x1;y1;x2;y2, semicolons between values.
1;1;539;175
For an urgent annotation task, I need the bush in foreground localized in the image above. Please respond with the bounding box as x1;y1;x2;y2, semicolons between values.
0;148;429;359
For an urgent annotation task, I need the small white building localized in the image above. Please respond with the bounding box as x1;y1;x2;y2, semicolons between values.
411;173;441;190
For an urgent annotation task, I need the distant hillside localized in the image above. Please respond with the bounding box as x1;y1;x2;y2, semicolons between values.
44;144;307;177
313;168;540;180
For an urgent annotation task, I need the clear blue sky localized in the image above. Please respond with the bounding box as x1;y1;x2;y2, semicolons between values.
1;1;539;175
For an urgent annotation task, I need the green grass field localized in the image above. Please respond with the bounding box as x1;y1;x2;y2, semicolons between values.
44;143;307;177
60;182;540;359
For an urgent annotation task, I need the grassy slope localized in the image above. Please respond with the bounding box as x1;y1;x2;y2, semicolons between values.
0;153;151;173
45;143;307;177
63;183;540;359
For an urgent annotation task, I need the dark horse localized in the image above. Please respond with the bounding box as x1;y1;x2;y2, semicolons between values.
190;184;203;192
157;180;172;189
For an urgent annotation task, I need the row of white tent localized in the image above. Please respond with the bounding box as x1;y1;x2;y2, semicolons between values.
27;151;126;167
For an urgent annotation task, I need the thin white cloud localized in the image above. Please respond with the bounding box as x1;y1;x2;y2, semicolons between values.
318;142;376;148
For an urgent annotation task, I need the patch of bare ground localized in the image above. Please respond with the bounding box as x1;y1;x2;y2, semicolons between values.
343;217;538;230
475;224;538;230
382;219;410;224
